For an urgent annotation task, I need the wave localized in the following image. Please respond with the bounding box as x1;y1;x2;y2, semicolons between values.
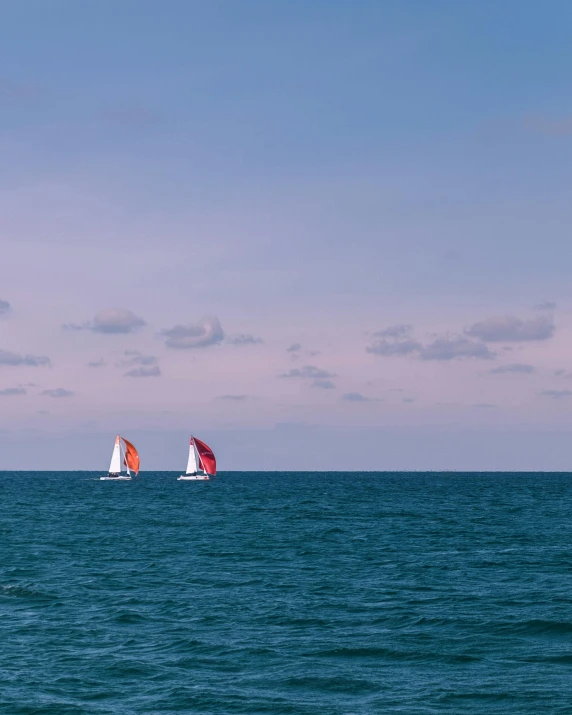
0;583;53;600
496;619;572;635
305;646;481;663
282;675;379;694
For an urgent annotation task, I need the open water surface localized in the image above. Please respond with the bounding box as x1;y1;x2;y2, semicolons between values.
1;471;572;713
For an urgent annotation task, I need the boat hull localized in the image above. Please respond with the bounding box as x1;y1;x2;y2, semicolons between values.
100;475;132;480
178;475;210;481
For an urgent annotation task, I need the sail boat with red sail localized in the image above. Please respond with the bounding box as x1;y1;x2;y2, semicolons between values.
178;436;216;481
101;435;140;480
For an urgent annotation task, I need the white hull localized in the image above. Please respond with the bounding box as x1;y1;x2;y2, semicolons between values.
178;474;209;481
100;475;132;480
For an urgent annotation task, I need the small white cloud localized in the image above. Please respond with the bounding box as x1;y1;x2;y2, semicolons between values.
342;392;380;403
312;379;336;389
226;334;263;346
489;363;535;375
65;309;146;334
0;350;50;367
280;365;335;379
88;359;106;368
117;351;158;368
540;389;572;400
367;325;494;361
420;336;495;361
0;387;26;396
161;316;224;349
42;388;74;398
124;365;161;378
466;315;554;342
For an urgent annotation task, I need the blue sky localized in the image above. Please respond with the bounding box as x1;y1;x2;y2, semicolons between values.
1;1;572;469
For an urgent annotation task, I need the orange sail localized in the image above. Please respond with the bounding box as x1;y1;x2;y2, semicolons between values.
122;437;140;475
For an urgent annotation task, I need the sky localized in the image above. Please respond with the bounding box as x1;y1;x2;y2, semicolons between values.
2;0;572;470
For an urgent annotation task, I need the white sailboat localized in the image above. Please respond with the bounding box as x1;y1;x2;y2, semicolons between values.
178;436;215;480
100;435;139;480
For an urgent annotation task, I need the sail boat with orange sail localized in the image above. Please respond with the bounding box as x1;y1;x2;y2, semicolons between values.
100;435;140;480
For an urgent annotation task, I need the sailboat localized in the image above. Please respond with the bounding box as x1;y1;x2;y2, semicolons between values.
100;435;140;480
178;436;216;480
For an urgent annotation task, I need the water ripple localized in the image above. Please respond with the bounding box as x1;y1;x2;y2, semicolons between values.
2;471;572;713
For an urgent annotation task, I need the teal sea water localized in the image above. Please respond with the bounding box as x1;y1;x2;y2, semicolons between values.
2;471;572;714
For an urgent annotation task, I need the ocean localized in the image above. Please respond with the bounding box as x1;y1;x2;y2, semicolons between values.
1;471;572;713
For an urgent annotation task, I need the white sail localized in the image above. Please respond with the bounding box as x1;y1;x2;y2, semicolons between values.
185;438;199;475
108;435;122;474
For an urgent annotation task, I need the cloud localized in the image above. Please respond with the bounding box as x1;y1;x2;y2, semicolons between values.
539;390;572;400
311;379;336;389
124;365;161;378
367;325;421;356
465;315;555;342
65;309;146;334
0;387;26;396
555;370;572;379
367;338;421;356
226;334;263;346
489;363;535;375
0;350;50;367
286;342;320;360
118;351;160;377
419;336;495;361
280;365;335;379
161;316;224;349
218;394;248;401
342;392;380;402
371;315;551;362
88;359;106;368
535;301;556;311
403;398;415;403
42;388;74;398
367;325;494;360
373;324;413;339
91;309;146;334
0;299;10;315
118;350;158;367
472;403;497;409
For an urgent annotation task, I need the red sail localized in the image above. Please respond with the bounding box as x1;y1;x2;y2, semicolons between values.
194;437;216;475
122;437;140;475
